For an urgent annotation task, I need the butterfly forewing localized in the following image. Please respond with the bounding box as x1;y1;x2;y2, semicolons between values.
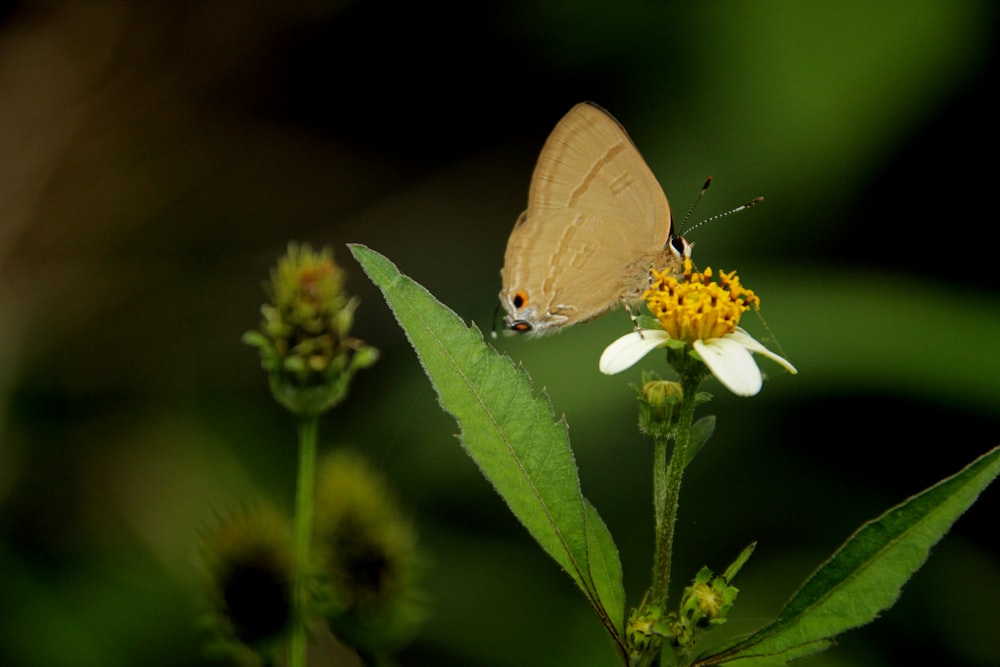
528;102;669;237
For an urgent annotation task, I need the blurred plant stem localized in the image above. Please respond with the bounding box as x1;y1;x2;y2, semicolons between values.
290;414;319;667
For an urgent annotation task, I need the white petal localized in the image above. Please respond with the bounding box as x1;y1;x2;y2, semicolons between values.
599;330;672;375
693;337;763;396
728;328;798;374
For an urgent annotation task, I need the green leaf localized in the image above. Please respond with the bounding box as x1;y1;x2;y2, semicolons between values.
684;415;716;469
585;499;626;638
349;244;626;652
696;640;834;667
694;445;1000;666
721;541;757;584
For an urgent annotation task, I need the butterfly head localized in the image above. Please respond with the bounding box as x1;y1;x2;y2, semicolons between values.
498;288;570;335
668;233;693;264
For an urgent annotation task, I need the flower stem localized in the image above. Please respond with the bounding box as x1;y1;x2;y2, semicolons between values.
650;374;700;611
290;414;319;667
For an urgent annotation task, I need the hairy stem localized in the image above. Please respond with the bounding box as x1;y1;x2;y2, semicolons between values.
290;414;319;667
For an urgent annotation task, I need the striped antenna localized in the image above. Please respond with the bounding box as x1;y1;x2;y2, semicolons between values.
678;176;714;229
681;191;764;237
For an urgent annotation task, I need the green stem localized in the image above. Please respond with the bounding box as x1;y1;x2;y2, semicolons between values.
650;433;670;605
650;374;700;611
290;414;319;667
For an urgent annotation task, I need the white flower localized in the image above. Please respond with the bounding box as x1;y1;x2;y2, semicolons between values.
599;327;797;397
600;261;796;396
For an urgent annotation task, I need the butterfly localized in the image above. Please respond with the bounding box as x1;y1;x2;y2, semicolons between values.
499;102;691;335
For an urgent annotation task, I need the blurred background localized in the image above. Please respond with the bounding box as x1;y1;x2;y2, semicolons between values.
2;1;998;665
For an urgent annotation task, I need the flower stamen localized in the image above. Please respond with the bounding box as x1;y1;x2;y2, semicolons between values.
644;259;759;344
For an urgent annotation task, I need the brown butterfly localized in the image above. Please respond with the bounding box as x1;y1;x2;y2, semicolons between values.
499;102;691;335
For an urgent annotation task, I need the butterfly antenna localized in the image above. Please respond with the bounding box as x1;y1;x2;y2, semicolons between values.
679;176;714;229
681;195;764;237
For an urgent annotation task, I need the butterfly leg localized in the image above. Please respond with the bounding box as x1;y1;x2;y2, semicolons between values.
623;301;645;338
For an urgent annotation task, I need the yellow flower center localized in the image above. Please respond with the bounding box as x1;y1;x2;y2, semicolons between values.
692;583;723;617
644;259;759;342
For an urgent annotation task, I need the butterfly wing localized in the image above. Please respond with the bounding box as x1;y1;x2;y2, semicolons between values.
528;102;670;230
500;102;675;333
502;208;669;332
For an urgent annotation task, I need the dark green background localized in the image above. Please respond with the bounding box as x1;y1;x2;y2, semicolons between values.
2;1;998;665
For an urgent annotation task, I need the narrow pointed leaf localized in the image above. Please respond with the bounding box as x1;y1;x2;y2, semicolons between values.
349;244;626;649
696;445;1000;666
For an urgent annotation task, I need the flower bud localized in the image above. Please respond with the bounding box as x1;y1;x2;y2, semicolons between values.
673;564;741;648
244;243;378;416
201;505;293;653
636;372;683;438
626;601;668;659
313;450;425;656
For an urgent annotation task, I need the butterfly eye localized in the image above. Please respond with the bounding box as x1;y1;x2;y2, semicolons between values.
670;235;690;257
512;290;529;309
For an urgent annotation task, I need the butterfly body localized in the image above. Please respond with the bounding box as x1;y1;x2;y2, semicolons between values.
499;102;689;335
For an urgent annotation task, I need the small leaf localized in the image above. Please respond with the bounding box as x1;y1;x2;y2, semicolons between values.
695;445;1000;666
684;415;716;468
721;541;757;583
349;244;626;655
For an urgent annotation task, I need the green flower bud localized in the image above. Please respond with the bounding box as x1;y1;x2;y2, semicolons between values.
635;372;683;439
244;242;378;416
200;505;293;654
313;450;425;656
672;548;752;648
626;597;676;662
